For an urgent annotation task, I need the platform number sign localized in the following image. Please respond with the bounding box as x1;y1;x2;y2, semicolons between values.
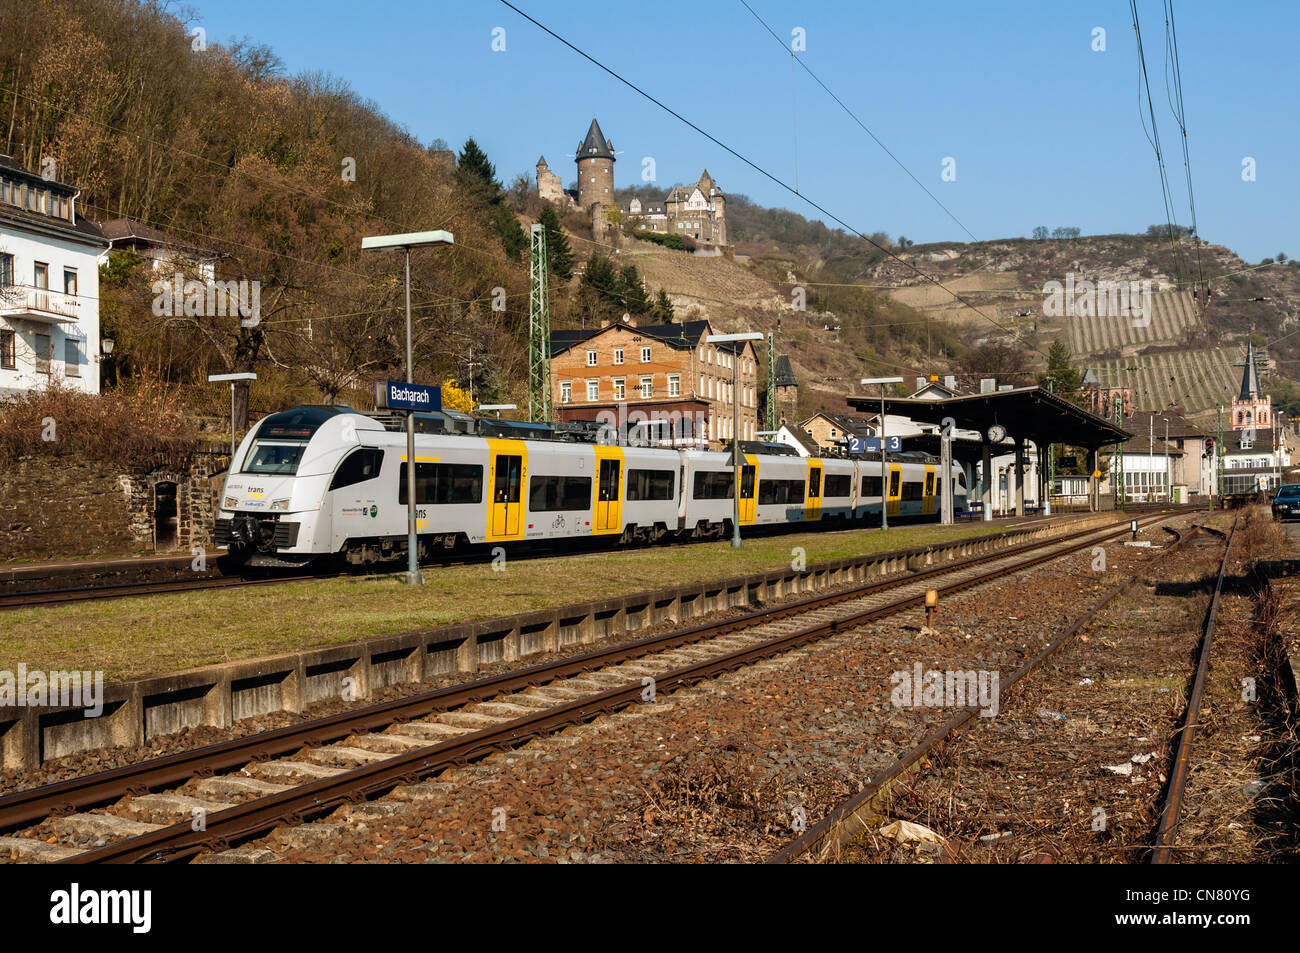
848;436;901;454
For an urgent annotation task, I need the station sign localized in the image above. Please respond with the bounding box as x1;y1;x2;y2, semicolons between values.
848;436;901;453
376;380;442;413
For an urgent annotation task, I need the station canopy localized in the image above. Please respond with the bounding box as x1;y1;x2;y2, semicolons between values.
847;385;1131;450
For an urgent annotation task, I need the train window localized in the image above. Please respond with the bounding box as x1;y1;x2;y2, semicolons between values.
330;449;384;490
824;474;851;497
924;473;934;496
889;471;901;497
808;470;821;498
739;465;755;500
529;475;592;511
244;440;309;475
494;455;522;505
758;479;805;505
956;470;967;490
693;470;734;500
861;476;883;497
902;482;923;501
626;469;675;501
398;462;484;505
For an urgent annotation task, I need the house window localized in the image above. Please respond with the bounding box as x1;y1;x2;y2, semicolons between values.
614;348;624;365
560;381;572;403
587;349;597;366
64;338;80;377
0;329;14;369
0;253;12;287
586;380;599;401
34;332;51;374
613;378;625;400
34;262;48;289
640;346;651;362
64;269;77;296
700;374;705;393
640;377;652;398
668;374;681;397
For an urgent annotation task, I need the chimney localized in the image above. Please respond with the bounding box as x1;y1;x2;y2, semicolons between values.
980;378;996;393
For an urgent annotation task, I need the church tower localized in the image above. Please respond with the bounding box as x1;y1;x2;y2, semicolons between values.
575;118;615;210
1230;339;1271;430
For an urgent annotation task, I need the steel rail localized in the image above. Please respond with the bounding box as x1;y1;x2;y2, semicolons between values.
1149;516;1238;863
58;514;1181;863
0;512;1171;834
768;521;1207;864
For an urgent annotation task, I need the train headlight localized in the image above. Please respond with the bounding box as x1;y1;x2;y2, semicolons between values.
224;496;239;509
270;499;290;511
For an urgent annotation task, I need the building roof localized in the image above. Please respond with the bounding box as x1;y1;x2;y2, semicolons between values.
576;118;615;162
537;155;548;167
1224;427;1279;454
1116;436;1185;456
99;217;216;258
1124;409;1207;441
1238;340;1262;400
801;411;874;438
778;424;821;456
1081;367;1101;387
774;354;796;388
0;155;107;248
846;385;1131;449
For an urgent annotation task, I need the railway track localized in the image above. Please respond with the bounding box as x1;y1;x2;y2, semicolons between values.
1;507;1196;611
0;511;1181;864
1149;516;1238;863
767;517;1218;864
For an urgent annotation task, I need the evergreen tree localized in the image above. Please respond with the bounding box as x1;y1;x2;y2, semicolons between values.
1040;340;1082;402
495;205;527;261
652;288;675;324
538;204;573;279
457;137;501;200
620;264;650;315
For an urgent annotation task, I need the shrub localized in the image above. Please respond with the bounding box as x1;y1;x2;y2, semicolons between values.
0;382;200;469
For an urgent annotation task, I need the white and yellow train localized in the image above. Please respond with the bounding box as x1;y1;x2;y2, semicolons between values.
215;406;967;568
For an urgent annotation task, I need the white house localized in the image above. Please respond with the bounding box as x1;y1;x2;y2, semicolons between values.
0;154;108;398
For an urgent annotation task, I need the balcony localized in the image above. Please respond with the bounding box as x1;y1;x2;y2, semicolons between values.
0;284;80;323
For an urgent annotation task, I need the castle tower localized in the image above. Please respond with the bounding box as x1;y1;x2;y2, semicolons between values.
698;169;725;244
1231;339;1271;430
536;155;571;208
773;354;798;426
575;118;615;210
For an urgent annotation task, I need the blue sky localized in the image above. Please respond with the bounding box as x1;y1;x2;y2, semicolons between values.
187;0;1296;263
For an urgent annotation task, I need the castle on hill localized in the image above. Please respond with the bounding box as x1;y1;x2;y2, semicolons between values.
536;117;727;246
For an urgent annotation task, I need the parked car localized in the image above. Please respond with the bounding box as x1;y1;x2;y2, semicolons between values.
1271;484;1300;521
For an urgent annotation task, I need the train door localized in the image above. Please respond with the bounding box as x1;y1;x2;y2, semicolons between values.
887;463;902;520
739;455;757;526
487;439;526;542
805;460;823;521
923;465;937;516
594;446;623;535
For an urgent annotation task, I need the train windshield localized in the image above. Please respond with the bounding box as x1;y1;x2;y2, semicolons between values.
243;439;309;475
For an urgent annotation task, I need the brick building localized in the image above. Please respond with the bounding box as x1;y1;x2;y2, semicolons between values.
549;319;759;448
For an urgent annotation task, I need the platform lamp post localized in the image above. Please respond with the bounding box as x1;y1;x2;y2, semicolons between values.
706;332;764;548
207;372;257;457
862;377;905;529
361;230;454;586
